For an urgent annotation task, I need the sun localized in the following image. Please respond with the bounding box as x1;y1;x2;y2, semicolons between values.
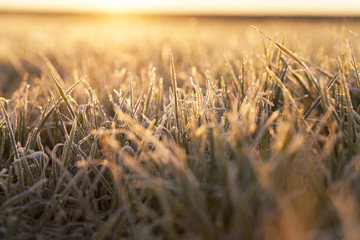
94;0;132;13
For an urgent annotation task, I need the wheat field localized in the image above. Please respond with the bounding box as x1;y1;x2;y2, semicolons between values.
1;15;360;239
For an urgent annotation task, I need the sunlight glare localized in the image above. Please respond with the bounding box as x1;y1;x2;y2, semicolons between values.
94;0;131;13
0;0;360;15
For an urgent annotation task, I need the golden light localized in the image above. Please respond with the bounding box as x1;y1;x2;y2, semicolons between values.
0;0;134;13
86;0;132;13
0;0;360;15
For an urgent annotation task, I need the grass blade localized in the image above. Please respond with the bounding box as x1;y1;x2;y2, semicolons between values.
169;50;180;140
1;103;19;159
252;25;320;92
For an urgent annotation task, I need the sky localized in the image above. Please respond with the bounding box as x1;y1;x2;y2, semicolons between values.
1;0;360;15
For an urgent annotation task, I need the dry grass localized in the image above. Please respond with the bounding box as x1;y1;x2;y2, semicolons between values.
1;15;360;239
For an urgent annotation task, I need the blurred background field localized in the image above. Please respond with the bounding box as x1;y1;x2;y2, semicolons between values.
1;14;359;97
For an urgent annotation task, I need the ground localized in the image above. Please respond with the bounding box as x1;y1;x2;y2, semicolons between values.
1;14;360;240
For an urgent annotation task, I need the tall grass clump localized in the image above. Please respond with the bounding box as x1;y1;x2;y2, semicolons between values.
1;16;360;239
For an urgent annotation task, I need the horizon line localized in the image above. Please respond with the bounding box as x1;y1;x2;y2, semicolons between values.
1;9;360;19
